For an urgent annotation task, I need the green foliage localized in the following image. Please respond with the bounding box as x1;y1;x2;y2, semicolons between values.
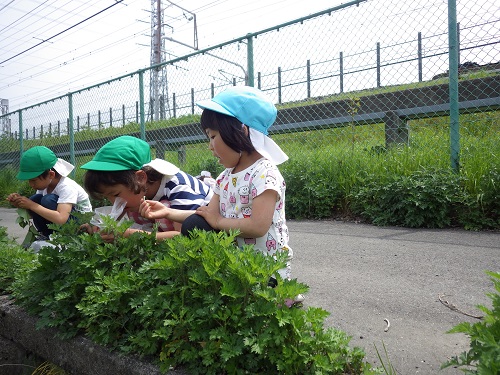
374;342;397;375
0;167;32;207
16;208;40;247
352;170;498;229
9;221;377;374
0;226;38;294
441;271;500;374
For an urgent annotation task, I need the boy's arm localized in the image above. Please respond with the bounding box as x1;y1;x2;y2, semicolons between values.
16;198;72;225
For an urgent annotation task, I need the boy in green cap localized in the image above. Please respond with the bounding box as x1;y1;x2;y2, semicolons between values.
7;146;92;240
81;135;213;241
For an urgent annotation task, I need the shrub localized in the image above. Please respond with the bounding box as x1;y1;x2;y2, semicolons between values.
351;169;466;228
441;271;500;374
10;219;378;374
0;226;38;294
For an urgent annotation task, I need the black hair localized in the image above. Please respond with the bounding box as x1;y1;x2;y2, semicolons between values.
83;170;136;200
83;167;163;200
200;109;255;154
36;168;60;179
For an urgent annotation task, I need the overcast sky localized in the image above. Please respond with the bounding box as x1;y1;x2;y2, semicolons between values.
0;0;343;112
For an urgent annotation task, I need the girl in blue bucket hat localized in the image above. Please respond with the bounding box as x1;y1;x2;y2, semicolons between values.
140;86;302;303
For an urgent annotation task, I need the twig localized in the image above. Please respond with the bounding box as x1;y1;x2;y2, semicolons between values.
438;294;483;319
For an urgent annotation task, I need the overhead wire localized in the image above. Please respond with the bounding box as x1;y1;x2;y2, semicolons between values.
0;0;125;65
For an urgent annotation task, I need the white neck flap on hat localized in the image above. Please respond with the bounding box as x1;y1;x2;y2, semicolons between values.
249;127;288;165
53;158;75;177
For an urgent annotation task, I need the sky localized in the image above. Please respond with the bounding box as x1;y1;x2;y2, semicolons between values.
0;0;345;112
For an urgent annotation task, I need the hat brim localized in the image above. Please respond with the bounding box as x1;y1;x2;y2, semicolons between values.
16;170;45;180
80;160;131;171
196;98;235;118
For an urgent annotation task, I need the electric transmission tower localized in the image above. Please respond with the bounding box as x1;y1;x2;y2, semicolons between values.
149;0;198;122
150;0;169;121
1;99;11;136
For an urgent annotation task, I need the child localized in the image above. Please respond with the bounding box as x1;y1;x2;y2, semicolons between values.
80;135;213;241
139;86;296;286
196;170;216;189
7;146;92;239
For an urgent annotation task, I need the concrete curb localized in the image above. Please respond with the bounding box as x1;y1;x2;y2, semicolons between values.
0;295;188;375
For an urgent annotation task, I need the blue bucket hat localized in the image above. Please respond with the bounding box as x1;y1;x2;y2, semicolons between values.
196;86;277;135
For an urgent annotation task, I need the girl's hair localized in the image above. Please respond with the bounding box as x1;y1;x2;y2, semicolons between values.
200;109;255;154
83;167;163;200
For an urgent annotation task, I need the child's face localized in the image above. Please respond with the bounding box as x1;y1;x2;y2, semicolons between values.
97;184;143;213
206;128;241;169
28;171;54;190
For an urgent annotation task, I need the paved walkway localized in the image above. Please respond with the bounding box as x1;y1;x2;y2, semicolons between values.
1;207;499;374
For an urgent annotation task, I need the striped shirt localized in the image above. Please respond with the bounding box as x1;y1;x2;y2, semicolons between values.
155;172;213;210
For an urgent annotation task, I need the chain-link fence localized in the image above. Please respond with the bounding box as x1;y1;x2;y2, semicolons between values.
1;0;499;217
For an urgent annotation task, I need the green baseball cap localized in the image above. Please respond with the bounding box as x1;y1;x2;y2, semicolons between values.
80;136;151;171
17;146;58;180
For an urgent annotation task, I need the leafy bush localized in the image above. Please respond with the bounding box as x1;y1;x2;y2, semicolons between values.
350;167;499;230
442;271;500;374
0;226;38;294
10;219;377;374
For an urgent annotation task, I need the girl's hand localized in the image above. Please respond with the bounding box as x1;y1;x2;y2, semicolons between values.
195;205;222;230
139;199;170;219
99;231;117;243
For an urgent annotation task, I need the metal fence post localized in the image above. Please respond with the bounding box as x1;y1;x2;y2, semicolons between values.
139;70;146;141
278;67;282;104
339;52;344;93
448;0;460;172
376;42;381;88
68;93;75;171
18;110;23;154
307;59;311;98
418;32;423;82
246;34;254;87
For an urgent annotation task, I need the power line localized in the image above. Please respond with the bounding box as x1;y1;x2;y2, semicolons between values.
0;0;52;34
0;0;125;65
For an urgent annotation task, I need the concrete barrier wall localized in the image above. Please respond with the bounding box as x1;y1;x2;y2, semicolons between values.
0;296;189;375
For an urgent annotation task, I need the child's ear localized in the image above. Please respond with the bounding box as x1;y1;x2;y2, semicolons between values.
135;170;148;184
49;170;57;179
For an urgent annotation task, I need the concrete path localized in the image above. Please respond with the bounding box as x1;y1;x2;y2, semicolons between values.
1;207;499;374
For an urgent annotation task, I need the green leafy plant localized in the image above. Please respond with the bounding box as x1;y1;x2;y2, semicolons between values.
16;208;40;247
10;220;378;374
0;226;38;293
352;169;466;228
441;271;500;374
374;342;397;375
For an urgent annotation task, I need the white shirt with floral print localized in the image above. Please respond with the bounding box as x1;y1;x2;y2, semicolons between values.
214;158;292;279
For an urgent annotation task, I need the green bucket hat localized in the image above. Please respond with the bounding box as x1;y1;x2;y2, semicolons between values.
80;136;151;171
17;146;58;180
